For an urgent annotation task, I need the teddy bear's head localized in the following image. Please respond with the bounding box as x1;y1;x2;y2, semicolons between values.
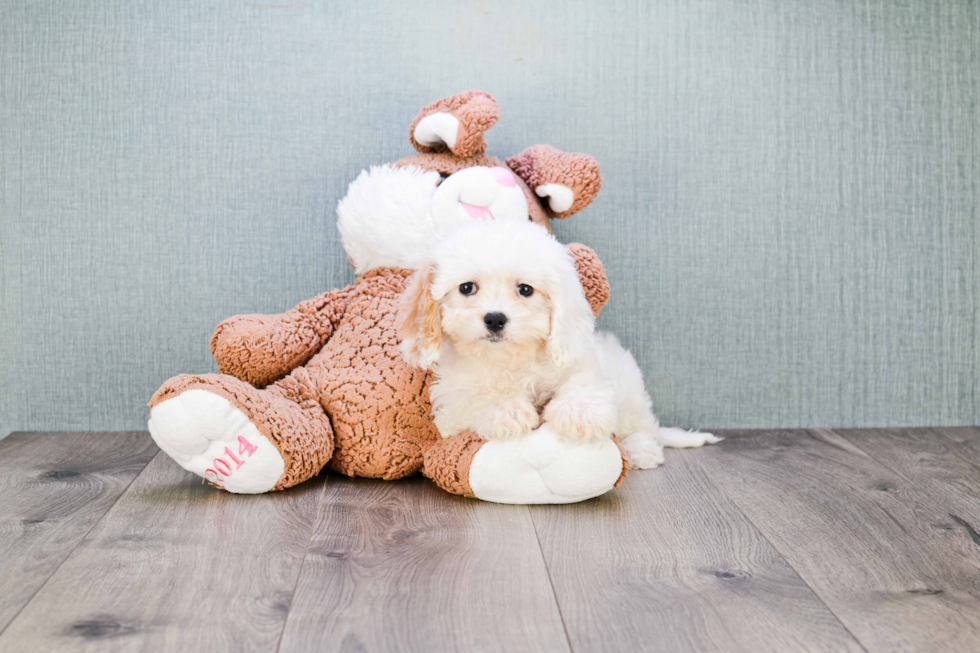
338;91;602;274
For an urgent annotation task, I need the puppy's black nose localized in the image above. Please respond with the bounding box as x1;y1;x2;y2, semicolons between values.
484;312;508;333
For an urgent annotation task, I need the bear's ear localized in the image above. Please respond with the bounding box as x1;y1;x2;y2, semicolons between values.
409;91;500;159
566;243;610;318
506;145;602;219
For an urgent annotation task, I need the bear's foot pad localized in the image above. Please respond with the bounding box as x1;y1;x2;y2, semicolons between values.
148;389;284;494
467;425;624;504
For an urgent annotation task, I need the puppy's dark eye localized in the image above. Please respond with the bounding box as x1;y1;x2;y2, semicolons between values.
459;282;478;296
518;284;534;297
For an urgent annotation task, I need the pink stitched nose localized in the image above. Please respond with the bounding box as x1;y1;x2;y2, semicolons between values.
490;166;516;187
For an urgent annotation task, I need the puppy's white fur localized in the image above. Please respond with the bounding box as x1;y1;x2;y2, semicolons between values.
399;221;717;468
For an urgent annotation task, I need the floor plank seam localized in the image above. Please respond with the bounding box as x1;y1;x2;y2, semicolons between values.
833;428;980;551
0;448;162;640
273;476;330;653
692;448;872;653
827;429;920;488
527;506;575;653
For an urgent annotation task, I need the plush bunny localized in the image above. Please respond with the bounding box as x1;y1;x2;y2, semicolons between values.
148;91;628;503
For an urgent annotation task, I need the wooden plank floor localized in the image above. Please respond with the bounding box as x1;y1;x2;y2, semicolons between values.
0;429;977;653
0;433;157;634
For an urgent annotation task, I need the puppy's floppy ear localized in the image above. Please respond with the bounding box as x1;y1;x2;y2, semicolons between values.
398;261;443;369
546;249;597;368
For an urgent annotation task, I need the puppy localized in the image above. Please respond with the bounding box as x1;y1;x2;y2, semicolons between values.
398;220;716;468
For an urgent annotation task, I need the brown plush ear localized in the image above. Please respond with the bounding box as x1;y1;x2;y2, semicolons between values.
506;145;602;219
397;261;443;369
566;243;610;317
409;91;500;158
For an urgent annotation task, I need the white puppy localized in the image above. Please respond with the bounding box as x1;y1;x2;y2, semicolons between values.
398;220;718;469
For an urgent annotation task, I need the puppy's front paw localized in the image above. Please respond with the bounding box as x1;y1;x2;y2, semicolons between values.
544;397;617;441
476;399;539;440
620;432;665;469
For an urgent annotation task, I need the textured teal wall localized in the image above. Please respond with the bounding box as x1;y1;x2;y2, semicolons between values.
1;0;977;437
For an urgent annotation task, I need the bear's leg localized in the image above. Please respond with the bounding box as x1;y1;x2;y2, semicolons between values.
422;428;629;504
422;431;486;498
148;371;333;493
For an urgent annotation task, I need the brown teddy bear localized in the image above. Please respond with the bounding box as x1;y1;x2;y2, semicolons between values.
148;91;630;503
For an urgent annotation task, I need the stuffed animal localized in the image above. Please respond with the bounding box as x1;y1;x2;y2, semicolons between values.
148;91;629;503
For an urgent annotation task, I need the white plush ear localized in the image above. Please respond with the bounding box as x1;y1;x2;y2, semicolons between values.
535;183;575;214
546;251;597;368
397;261;444;369
413;112;460;150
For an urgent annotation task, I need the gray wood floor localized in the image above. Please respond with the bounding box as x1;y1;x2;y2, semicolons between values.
0;429;978;653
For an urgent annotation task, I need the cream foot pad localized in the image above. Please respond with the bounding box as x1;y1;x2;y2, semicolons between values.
148;389;285;494
468;424;624;504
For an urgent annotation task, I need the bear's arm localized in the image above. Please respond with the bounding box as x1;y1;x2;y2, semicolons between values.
567;243;610;317
210;287;352;388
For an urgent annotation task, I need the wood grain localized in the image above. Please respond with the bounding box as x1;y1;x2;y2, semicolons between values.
6;429;980;653
920;427;980;445
700;429;980;653
0;452;326;653
277;476;569;653
530;450;864;653
835;428;980;533
0;432;157;635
